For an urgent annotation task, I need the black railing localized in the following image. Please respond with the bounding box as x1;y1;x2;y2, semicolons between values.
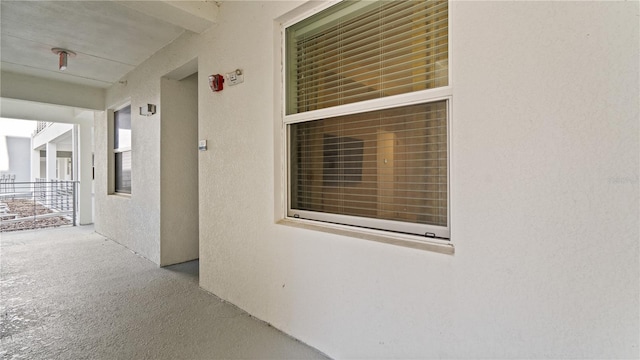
0;180;77;232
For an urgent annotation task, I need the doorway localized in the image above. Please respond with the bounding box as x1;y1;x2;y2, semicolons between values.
159;63;199;268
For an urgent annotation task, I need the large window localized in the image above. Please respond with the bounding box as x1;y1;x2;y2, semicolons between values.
285;0;450;239
113;105;131;194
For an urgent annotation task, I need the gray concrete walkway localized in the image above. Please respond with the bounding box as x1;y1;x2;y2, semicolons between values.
0;226;328;360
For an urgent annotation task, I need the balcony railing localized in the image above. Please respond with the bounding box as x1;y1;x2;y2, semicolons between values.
33;121;53;136
0;179;77;232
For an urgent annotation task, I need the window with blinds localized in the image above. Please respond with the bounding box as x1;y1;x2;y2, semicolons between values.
114;105;131;194
286;0;448;115
285;0;450;239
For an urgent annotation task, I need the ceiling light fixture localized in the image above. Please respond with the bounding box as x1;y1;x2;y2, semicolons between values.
51;48;76;71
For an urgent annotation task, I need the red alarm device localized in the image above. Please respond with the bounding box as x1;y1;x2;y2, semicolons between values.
209;74;224;92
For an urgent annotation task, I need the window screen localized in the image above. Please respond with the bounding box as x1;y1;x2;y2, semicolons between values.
115;151;131;194
114;106;131;149
114;105;131;194
290;101;447;232
286;0;448;114
285;0;450;239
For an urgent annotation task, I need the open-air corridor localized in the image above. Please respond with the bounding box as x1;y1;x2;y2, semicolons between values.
0;226;328;360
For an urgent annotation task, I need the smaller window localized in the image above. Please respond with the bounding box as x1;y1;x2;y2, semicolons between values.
113;105;131;194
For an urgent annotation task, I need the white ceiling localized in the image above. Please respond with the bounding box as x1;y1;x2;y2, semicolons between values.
0;1;218;89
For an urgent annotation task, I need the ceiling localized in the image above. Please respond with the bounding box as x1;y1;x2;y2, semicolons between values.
0;1;219;89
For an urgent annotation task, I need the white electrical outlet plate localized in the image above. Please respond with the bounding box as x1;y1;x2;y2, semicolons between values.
227;70;244;86
198;140;207;151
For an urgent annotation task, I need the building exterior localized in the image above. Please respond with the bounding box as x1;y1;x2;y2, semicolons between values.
0;119;34;183
31;121;74;181
0;135;30;183
29;120;94;225
1;1;639;358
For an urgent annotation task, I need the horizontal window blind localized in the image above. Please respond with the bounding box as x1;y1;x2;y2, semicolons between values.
115;151;131;194
286;0;448;115
114;106;131;150
290;101;448;231
114;105;131;194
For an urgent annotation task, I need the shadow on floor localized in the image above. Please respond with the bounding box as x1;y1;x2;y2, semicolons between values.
164;259;199;278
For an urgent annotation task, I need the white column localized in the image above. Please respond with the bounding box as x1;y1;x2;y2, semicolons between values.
46;142;57;180
72;124;79;181
78;122;93;224
30;139;40;181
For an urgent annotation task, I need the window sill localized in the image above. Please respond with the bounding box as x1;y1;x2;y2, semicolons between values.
109;192;131;199
277;218;454;255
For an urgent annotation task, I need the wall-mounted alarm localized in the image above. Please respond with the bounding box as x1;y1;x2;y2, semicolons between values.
209;74;224;92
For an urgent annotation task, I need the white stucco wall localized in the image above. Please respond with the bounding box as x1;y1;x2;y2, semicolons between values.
94;71;163;263
95;1;639;358
94;25;204;265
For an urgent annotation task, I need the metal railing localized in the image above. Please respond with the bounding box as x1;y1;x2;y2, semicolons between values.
0;174;16;194
34;121;52;136
0;179;77;232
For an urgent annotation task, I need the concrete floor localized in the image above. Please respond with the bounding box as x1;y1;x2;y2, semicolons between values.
0;226;328;360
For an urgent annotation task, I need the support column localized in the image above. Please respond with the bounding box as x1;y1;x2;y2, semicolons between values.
72;124;78;181
45;142;57;180
78;122;93;224
30;139;40;181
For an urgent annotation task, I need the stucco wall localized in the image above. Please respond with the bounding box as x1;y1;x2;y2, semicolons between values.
94;67;163;263
95;1;639;358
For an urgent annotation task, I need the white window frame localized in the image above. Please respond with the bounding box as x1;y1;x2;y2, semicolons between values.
280;0;453;241
108;102;132;195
